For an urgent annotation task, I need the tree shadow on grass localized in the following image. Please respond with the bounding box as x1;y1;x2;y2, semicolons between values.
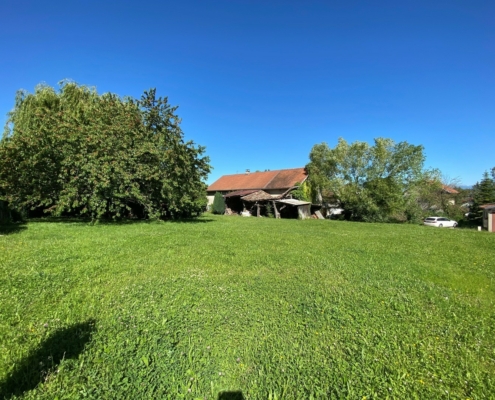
168;218;214;224
457;219;480;229
0;223;27;236
26;217;215;225
0;320;96;399
218;391;245;400
28;217;92;224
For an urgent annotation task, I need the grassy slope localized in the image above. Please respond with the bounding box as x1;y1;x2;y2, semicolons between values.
0;216;494;399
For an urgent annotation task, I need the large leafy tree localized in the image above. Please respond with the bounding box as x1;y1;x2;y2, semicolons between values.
0;82;210;221
306;138;438;222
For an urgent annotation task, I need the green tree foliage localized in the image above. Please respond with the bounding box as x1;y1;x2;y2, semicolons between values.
435;180;466;221
0;82;210;221
306;138;438;222
411;177;466;222
291;181;313;202
212;192;225;214
265;201;274;218
471;171;495;220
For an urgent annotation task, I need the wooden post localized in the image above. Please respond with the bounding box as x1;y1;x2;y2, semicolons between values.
272;201;281;219
298;206;304;220
256;202;260;217
298;205;310;219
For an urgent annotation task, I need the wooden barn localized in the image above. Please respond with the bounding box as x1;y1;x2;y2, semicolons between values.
207;168;310;218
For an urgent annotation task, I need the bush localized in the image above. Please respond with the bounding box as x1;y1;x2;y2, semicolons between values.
443;204;466;223
265;202;274;218
291;181;312;202
212;192;225;214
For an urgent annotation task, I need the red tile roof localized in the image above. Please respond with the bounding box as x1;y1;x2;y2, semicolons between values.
208;168;307;192
442;185;459;194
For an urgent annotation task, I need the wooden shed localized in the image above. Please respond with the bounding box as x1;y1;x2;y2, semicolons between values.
223;189;258;212
241;190;278;217
275;199;312;219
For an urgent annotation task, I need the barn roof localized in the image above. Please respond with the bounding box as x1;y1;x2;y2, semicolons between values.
207;168;307;192
241;190;277;202
224;189;258;198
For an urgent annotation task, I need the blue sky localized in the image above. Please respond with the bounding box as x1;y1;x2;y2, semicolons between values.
2;1;494;186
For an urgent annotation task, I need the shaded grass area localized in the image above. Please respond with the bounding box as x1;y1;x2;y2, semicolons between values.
0;224;26;236
0;215;494;399
0;320;95;398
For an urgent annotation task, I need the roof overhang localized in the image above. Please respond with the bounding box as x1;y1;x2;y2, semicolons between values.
276;199;311;206
241;190;277;202
224;189;258;198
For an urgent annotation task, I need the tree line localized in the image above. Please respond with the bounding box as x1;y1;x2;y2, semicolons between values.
471;169;495;219
0;82;210;222
1;82;492;225
306;138;494;223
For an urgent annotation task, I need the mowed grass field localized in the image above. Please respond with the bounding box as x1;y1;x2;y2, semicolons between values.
0;215;494;399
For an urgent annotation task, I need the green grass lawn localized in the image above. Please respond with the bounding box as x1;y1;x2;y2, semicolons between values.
0;215;494;399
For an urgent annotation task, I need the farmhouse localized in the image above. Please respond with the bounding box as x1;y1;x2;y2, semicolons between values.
207;168;310;217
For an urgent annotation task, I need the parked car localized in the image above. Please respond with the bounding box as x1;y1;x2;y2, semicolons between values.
423;216;457;228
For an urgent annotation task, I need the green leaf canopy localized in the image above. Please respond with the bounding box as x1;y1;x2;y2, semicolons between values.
306;137;438;222
0;82;211;221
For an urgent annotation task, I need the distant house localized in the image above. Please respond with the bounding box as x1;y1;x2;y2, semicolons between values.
441;185;459;195
441;185;460;205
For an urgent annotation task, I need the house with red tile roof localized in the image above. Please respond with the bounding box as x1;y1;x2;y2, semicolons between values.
440;184;460;205
441;185;459;195
207;168;308;205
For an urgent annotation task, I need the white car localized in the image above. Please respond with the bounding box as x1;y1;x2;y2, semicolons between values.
423;216;457;228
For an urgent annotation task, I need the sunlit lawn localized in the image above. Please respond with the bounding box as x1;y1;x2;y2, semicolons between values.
0;215;494;399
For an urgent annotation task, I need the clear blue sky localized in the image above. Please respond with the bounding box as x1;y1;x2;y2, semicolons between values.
2;1;494;186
